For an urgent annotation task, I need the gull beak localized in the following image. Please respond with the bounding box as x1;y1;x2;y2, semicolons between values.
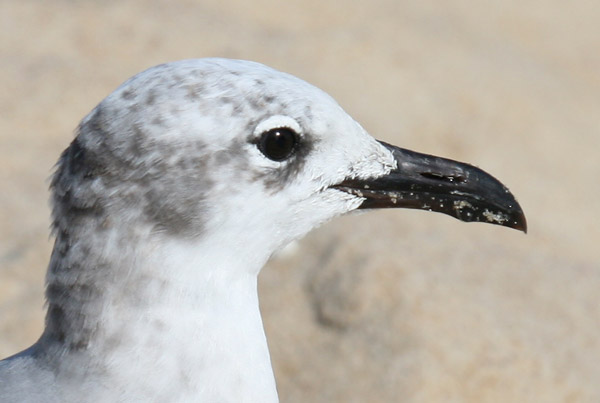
334;141;527;232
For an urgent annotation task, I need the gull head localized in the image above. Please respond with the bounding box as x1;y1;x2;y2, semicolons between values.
52;59;398;269
52;58;525;276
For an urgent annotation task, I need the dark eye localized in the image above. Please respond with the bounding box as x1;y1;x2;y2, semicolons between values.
258;128;298;161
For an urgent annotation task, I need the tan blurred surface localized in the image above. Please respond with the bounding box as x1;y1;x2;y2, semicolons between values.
0;1;598;401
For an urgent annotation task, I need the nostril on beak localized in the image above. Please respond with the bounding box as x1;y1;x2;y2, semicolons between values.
419;171;467;184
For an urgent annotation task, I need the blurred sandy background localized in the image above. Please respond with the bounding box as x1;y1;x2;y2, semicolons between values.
1;0;599;402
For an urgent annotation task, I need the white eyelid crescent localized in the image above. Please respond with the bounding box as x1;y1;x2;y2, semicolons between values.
253;115;302;136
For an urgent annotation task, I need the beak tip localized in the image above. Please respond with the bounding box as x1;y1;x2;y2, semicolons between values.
483;198;527;233
513;210;528;234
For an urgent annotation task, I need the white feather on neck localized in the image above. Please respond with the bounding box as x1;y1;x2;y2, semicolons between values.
41;226;279;403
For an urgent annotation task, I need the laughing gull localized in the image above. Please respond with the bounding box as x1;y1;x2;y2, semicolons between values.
0;58;526;402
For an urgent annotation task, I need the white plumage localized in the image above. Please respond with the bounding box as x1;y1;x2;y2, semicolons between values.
0;58;524;402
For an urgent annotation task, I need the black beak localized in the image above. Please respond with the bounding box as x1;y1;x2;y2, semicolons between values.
333;141;527;232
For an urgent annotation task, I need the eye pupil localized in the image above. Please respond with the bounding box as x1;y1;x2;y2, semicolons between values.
259;128;298;161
